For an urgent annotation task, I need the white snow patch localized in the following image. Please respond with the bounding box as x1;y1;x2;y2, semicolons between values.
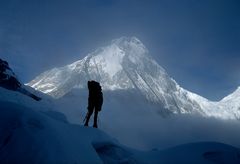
93;44;125;77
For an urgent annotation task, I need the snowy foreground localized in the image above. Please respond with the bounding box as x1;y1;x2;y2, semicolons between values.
1;88;240;163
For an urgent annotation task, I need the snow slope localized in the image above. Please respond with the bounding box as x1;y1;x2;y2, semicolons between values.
134;142;240;164
1;87;240;164
0;88;122;163
28;36;240;119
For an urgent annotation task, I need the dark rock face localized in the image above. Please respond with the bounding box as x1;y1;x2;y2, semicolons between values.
0;59;21;90
0;58;41;101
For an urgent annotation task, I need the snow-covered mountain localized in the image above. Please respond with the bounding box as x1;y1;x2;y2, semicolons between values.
1;56;240;163
28;37;240;119
2;40;240;163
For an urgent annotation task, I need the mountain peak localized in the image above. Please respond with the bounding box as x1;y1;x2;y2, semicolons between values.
27;37;240;119
111;36;148;58
112;36;143;46
73;36;150;79
27;36;164;97
220;86;240;102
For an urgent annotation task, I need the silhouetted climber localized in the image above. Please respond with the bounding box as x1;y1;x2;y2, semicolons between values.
84;80;103;128
0;58;41;101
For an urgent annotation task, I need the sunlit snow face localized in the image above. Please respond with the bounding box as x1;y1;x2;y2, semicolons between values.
91;44;125;78
26;37;240;120
87;37;148;79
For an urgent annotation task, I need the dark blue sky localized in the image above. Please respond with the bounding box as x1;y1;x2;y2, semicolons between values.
0;0;240;101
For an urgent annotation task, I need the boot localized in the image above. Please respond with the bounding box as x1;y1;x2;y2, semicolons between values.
84;122;88;127
84;111;92;127
93;123;98;128
93;110;98;128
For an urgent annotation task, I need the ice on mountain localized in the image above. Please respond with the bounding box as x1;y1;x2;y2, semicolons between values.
27;36;240;120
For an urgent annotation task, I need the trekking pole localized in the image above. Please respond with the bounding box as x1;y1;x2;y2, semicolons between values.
83;110;89;123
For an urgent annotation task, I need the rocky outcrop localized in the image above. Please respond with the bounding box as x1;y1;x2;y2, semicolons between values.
0;58;41;101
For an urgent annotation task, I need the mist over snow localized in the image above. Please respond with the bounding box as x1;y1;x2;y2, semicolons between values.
53;88;240;151
1;86;240;163
25;37;240;152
